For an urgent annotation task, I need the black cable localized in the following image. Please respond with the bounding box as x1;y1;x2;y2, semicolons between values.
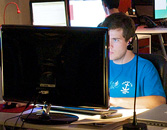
3;115;20;129
132;34;139;126
20;94;40;129
3;102;31;129
12;101;31;130
3;95;38;129
20;103;36;129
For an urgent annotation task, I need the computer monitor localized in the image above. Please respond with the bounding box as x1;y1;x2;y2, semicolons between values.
29;0;70;26
1;25;109;111
154;0;167;20
134;0;153;18
134;0;167;20
69;0;106;27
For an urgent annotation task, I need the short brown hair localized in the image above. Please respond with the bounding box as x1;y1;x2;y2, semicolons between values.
102;0;120;9
101;12;136;42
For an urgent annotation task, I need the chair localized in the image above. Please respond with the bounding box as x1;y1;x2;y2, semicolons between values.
139;53;167;99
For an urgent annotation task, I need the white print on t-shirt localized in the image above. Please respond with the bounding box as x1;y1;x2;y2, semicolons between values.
110;81;119;89
121;81;133;94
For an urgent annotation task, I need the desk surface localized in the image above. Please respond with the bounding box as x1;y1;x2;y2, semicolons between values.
0;108;165;130
136;27;167;34
137;34;151;39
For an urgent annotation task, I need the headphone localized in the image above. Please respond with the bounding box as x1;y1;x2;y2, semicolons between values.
127;35;135;50
127;41;133;50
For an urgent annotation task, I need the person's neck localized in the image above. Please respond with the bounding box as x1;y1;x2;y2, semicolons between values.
108;8;119;15
113;51;135;65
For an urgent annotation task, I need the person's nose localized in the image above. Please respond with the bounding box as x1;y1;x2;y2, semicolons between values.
108;43;113;50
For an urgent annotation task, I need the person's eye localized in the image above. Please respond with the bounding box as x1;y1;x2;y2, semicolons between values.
113;39;118;42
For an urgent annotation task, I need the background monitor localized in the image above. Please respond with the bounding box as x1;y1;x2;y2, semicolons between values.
1;25;109;109
154;0;167;19
134;0;153;18
134;0;167;20
29;0;70;26
69;0;106;27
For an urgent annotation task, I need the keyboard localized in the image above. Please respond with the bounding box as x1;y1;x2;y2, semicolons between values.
50;106;117;115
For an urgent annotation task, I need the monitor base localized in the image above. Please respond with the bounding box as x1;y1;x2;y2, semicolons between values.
21;112;79;125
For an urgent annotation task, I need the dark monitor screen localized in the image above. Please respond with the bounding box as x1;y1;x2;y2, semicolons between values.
1;25;109;109
134;0;167;20
134;0;154;18
29;0;70;26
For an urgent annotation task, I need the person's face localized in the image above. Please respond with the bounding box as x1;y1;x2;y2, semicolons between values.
108;28;129;63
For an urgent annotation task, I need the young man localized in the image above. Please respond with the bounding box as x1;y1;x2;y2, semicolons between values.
98;0;120;27
102;0;120;16
101;12;166;109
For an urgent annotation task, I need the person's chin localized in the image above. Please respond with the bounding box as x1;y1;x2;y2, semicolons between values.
109;56;116;61
109;53;115;60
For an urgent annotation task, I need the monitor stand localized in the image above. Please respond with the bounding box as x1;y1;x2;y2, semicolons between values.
21;104;79;125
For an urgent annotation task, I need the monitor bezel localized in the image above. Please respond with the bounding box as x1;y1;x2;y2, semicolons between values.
1;25;109;109
134;0;153;18
134;0;167;20
29;0;71;26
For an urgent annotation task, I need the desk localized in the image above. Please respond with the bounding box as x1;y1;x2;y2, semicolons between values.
134;34;151;54
0;108;165;130
136;27;167;59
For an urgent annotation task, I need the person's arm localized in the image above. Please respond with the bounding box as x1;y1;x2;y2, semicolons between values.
110;95;166;109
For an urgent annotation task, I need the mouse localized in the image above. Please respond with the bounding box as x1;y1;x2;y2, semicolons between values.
3;102;17;109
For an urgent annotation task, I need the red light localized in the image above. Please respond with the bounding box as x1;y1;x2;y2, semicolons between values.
3;2;21;24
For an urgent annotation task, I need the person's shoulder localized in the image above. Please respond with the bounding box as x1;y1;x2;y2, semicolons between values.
138;56;152;64
137;55;155;69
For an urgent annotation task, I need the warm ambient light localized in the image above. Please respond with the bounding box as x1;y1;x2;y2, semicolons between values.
3;2;21;24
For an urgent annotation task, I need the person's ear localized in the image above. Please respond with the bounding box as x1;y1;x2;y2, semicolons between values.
129;37;133;43
127;37;133;50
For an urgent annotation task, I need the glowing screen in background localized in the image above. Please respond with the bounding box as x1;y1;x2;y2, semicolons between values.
32;2;67;26
69;0;106;27
154;0;167;19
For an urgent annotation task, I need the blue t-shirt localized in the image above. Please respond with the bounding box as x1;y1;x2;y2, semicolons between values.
109;55;166;98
